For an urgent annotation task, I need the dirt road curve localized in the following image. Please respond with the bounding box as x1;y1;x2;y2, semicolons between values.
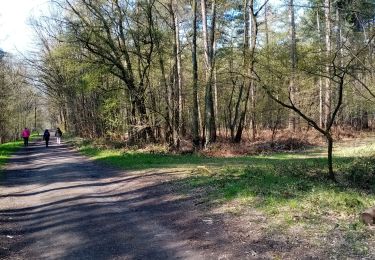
0;141;230;260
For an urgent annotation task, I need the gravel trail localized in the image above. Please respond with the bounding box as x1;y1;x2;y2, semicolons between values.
0;141;223;260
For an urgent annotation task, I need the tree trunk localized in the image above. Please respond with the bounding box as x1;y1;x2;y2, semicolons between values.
317;10;324;129
154;19;172;143
201;0;217;147
234;0;257;143
362;111;369;129
175;4;183;148
288;0;297;132
170;0;181;149
213;64;218;132
319;78;324;128
326;133;335;181
324;0;332;127
192;0;200;149
250;80;256;141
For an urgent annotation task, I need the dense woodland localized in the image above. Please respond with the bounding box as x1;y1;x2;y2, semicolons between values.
1;0;375;176
0;50;43;143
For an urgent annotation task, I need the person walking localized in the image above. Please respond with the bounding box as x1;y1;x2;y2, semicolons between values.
55;127;63;144
43;129;50;148
21;127;31;147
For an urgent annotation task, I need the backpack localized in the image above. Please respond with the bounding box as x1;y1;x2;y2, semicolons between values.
43;131;50;139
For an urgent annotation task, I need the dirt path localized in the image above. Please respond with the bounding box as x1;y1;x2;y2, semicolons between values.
0;141;237;260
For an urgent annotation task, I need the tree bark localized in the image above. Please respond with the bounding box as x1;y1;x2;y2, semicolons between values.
317;10;324;129
234;0;258;143
170;0;182;149
326;133;335;180
288;0;297;132
324;0;332;127
192;0;200;149
201;0;217;147
174;3;183;148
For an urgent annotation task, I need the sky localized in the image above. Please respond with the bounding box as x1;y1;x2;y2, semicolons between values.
0;0;300;55
0;0;49;54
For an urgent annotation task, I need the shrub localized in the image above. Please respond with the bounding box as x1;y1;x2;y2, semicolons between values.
342;157;375;191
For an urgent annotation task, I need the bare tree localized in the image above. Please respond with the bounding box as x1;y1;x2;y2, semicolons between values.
260;39;374;180
55;0;156;142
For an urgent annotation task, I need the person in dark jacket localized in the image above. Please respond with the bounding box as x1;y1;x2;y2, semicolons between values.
43;129;50;148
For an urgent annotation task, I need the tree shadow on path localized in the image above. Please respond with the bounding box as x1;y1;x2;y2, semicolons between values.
0;141;242;259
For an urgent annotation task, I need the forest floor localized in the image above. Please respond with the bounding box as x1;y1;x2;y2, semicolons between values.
0;135;375;259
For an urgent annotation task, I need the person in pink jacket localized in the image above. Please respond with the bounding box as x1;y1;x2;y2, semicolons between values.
21;128;31;147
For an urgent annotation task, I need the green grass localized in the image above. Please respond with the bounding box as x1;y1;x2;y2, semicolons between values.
178;151;375;258
75;140;375;217
0;135;39;170
78;144;263;170
74;138;375;257
184;160;374;214
0;140;23;171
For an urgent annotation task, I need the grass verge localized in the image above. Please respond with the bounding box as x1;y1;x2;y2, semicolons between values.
0;140;23;172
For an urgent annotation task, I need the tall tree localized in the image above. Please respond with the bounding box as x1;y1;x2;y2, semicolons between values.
58;0;156;142
201;0;217;147
233;0;263;143
288;0;297;131
324;0;332;127
171;0;183;149
192;0;200;149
